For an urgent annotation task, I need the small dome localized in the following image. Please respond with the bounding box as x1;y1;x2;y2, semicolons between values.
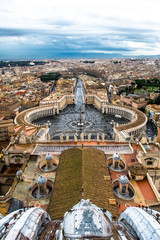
45;153;53;161
16;170;23;176
113;153;120;160
118;175;129;184
37;176;47;185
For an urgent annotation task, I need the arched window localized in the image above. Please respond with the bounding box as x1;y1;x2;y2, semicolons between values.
115;161;118;169
40;186;44;194
145;157;157;166
147;161;153;166
122;186;126;194
47;162;51;169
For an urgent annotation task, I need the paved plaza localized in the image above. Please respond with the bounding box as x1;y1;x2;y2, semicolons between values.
33;80;157;140
33;80;129;140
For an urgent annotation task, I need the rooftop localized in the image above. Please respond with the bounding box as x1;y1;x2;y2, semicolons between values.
48;147;119;220
128;162;147;176
147;104;160;112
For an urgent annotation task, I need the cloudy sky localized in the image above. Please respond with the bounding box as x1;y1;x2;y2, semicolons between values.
0;0;160;59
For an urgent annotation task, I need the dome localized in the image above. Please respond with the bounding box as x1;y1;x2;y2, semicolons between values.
63;199;113;238
119;207;160;240
113;153;120;160
16;170;23;176
0;207;51;240
45;153;53;161
37;176;47;185
118;175;129;184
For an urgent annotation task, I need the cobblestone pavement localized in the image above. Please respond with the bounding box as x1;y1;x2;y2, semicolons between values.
33;80;157;140
33;81;129;140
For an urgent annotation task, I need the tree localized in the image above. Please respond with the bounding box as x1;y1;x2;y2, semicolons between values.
40;72;61;82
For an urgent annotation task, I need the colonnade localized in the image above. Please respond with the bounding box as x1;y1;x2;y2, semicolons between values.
25;107;58;123
86;95;147;139
16;92;147;140
25;95;75;125
126;122;147;137
15;94;75;126
102;105;136;122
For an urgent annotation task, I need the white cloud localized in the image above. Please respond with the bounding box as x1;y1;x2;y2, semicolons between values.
0;0;160;55
0;35;45;45
81;50;118;54
1;0;160;31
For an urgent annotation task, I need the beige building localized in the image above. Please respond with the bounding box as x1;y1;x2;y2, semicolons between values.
0;119;15;142
120;94;148;109
0;100;21;112
140;144;160;192
145;104;160;121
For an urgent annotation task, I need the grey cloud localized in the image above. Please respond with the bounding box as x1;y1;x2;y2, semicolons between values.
0;26;158;55
0;28;44;37
108;26;159;43
0;28;25;36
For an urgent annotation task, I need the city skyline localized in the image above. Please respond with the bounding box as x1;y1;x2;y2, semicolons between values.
0;0;160;60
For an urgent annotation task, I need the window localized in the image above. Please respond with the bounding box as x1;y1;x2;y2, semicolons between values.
115;161;118;169
145;157;156;166
132;175;136;180
147;161;153;166
47;162;51;169
122;186;126;194
40;186;44;194
15;158;20;163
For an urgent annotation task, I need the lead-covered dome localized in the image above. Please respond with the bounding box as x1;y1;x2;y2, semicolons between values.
16;170;23;176
63;199;113;238
112;153;120;160
45;153;53;161
37;176;47;185
118;175;129;184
